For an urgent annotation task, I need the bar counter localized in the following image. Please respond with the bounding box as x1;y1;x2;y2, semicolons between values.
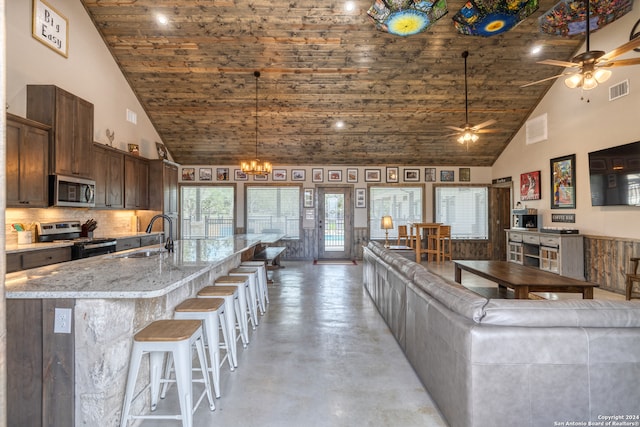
5;234;282;427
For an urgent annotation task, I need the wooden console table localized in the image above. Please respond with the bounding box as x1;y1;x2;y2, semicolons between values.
454;260;596;299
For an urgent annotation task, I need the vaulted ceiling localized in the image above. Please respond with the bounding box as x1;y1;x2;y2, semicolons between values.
80;0;595;166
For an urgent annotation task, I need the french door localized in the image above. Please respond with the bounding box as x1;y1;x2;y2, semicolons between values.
317;187;353;259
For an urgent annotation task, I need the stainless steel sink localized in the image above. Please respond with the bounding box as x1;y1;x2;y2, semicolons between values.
115;249;164;258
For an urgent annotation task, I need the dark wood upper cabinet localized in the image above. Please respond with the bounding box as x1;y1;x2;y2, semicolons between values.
27;85;94;179
6;114;50;208
93;144;124;209
124;155;149;209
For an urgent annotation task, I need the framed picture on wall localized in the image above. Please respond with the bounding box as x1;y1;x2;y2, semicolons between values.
403;169;420;182
216;168;229;181
347;168;358;183
253;173;268;181
292;169;306;181
304;188;314;208
440;170;454;182
365;169;381;182
182;167;195;181
355;188;366;208
234;169;248;181
328;170;342;182
386;167;399;183
520;170;541;201
550;154;576;209
273;169;287;181
459;168;470;182
312;168;324;183
199;168;212;181
425;168;436;182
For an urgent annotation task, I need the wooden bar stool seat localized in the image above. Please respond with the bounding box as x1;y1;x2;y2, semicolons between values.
198;286;242;367
120;320;215;427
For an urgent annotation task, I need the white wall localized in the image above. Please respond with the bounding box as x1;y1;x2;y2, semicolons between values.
493;6;640;240
6;0;164;159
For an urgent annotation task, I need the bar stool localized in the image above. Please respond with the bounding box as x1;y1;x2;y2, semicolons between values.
120;319;215;427
198;286;241;368
241;260;269;312
172;298;232;399
228;267;260;327
214;276;251;344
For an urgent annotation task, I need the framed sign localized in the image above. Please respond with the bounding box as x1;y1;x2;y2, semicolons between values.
550;154;576;209
304;188;314;208
355;188;366;208
32;0;69;57
520;170;541;201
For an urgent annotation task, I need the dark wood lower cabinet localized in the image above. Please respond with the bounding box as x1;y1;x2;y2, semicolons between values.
7;299;75;427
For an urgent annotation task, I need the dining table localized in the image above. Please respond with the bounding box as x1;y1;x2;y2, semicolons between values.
409;222;441;263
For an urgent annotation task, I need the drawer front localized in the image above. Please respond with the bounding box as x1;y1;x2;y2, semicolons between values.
509;232;523;242
523;234;540;245
22;247;72;270
6;253;22;273
540;236;560;247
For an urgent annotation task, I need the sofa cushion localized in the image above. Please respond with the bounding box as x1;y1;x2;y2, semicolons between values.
482;299;640;327
411;269;488;323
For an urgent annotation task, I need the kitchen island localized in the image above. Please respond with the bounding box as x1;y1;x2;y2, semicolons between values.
5;234;282;427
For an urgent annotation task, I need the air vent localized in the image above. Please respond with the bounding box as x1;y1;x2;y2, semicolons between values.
609;80;629;101
126;108;137;124
525;113;547;145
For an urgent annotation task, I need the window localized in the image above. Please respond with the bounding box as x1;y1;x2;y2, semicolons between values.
246;186;300;239
368;186;423;239
180;186;235;238
434;185;488;239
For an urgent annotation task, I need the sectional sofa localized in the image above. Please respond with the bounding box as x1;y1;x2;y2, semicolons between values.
363;241;640;427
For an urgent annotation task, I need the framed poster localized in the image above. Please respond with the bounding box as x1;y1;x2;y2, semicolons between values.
459;168;470;182
292;169;305;181
386;167;399;183
304;188;314;208
365;169;381;182
328;170;342;182
355;188;366;208
216;168;229;181
347;168;358;183
273;169;287;181
253;173;268;181
520;170;541;201
425;168;436;182
234;169;248;181
440;170;454;182
312;168;324;183
32;0;69;57
550;154;576;209
404;169;420;182
182;167;195;181
199;168;212;181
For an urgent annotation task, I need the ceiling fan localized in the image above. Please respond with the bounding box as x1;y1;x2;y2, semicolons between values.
446;51;499;147
522;0;640;90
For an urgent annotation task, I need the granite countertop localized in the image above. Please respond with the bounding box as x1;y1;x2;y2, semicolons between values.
5;231;165;254
6;234;284;299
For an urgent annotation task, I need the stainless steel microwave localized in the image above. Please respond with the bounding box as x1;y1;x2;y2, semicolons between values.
50;175;96;208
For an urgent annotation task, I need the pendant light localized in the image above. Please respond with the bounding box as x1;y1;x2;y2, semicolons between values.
241;71;272;175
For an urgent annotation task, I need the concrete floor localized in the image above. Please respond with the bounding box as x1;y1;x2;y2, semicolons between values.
137;259;624;427
139;260;448;427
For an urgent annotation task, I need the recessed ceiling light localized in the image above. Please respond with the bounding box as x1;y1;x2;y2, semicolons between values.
345;2;356;12
531;45;542;55
157;14;169;25
335;120;345;129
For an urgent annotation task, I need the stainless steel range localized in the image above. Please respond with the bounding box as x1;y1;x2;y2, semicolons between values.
37;221;116;259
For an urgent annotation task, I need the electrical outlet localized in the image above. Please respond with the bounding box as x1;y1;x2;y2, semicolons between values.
54;308;72;334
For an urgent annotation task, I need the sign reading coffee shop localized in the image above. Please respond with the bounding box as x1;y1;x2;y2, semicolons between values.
32;0;68;58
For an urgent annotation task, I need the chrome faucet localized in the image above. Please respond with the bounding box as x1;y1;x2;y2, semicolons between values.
146;214;174;252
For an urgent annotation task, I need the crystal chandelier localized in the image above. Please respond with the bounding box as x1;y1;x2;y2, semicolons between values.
241;71;272;175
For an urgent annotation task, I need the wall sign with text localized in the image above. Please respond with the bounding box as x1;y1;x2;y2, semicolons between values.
32;0;68;57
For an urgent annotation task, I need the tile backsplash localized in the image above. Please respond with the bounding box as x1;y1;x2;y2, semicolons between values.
6;208;161;244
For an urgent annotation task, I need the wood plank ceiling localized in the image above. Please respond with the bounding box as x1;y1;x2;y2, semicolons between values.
81;0;589;166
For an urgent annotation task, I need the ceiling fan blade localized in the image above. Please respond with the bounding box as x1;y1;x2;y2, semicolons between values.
600;37;640;62
598;57;640;68
471;119;497;130
520;72;573;88
538;59;578;68
476;129;502;134
445;125;465;132
445;132;461;137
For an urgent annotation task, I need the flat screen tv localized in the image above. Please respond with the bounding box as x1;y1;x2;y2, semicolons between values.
588;141;640;206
